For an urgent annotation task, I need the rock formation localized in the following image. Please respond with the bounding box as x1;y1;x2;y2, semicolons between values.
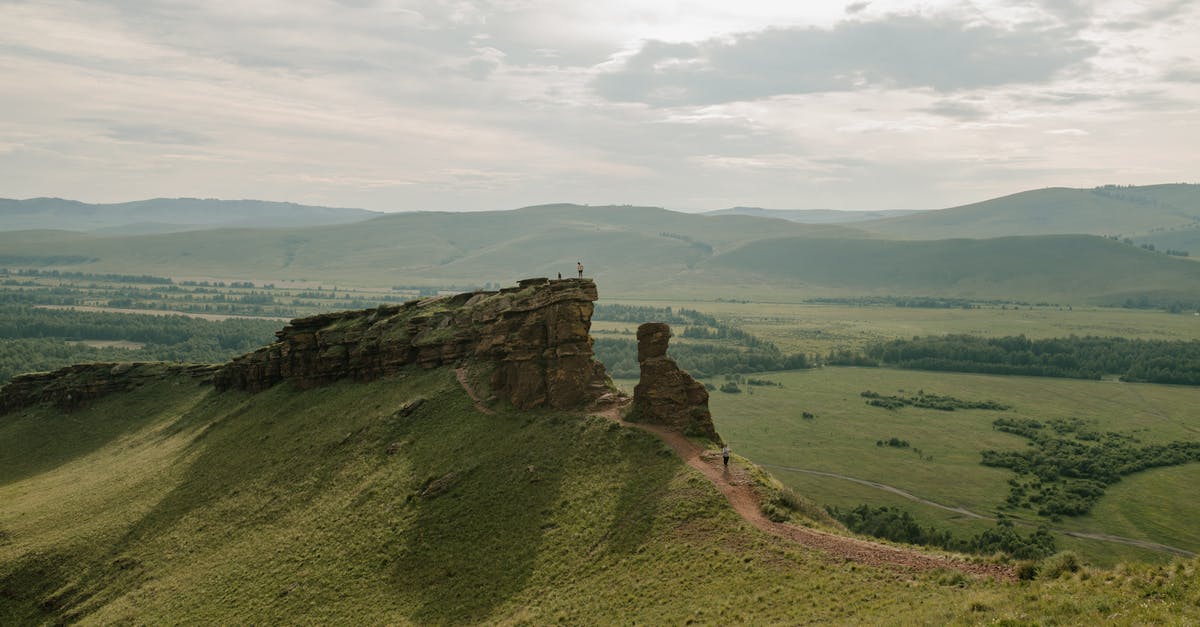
0;362;219;414
213;278;610;410
631;322;719;440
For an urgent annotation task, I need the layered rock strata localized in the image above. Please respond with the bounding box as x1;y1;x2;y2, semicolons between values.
0;362;219;414
631;322;719;440
213;278;609;410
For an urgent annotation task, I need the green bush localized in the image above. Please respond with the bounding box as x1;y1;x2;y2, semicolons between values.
1039;551;1081;579
1016;561;1040;580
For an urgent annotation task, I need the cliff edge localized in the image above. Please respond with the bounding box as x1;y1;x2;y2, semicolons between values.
213;278;610;410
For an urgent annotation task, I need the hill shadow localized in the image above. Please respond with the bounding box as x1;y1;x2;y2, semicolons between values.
0;379;211;486
388;412;574;624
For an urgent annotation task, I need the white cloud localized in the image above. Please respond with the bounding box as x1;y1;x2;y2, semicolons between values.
0;0;1196;211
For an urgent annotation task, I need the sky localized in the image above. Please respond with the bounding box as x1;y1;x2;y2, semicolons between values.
2;0;1198;213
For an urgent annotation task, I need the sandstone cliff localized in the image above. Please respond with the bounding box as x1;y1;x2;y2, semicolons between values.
0;362;219;414
630;322;719;440
213;278;610;410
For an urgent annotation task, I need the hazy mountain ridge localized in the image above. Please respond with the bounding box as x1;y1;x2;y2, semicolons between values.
705;206;922;223
0;197;381;233
1;201;1199;303
2;188;1200;303
855;184;1200;240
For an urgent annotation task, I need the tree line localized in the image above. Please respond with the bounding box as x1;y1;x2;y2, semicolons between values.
591;304;811;378
0;306;280;383
842;334;1200;386
593;338;810;379
982;417;1200;518
829;505;1057;559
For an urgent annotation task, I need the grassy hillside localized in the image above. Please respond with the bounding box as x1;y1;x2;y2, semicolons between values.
0;205;857;289
705;207;920;223
3;366;1199;623
857;184;1200;239
2;201;1200;303
705;234;1200;303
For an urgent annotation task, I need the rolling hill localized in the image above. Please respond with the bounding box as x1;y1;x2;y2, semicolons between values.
855;184;1200;240
0;198;381;234
705;207;920;223
704;234;1200;304
2;202;1198;304
1;340;1197;621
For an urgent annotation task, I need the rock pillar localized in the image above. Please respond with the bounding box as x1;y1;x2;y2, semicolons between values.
631;322;719;440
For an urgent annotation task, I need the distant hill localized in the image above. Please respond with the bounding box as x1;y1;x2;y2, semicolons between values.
855;184;1200;240
702;234;1200;305
2;200;1198;303
0;203;860;289
705;207;921;223
0;197;381;233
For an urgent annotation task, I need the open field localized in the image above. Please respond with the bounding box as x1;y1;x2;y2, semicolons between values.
619;366;1200;566
603;299;1200;356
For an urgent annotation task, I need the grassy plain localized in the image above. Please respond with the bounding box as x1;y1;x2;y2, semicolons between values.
3;368;1200;623
603;299;1200;356
662;367;1200;566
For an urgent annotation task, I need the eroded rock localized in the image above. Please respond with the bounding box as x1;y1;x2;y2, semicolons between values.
212;278;609;410
631;322;719;440
0;362;219;414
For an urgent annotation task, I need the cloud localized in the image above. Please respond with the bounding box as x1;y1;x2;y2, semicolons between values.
920;100;987;120
845;2;871;15
104;123;209;145
594;15;1098;106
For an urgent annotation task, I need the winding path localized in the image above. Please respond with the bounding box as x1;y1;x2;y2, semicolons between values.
591;402;1015;581
454;367;495;415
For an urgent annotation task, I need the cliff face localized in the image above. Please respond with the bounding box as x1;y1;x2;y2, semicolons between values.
213;278;609;410
631;322;719;440
0;362;218;414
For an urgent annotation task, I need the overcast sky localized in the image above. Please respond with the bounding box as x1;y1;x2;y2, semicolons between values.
2;0;1198;212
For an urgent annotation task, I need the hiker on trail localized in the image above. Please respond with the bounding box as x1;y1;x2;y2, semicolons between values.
557;272;562;280
577;261;584;278
721;445;731;468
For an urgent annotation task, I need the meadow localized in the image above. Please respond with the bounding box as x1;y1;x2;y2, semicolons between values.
661;367;1200;566
603;298;1200;357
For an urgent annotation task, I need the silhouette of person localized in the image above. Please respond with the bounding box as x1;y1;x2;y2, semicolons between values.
721;445;731;468
577;261;584;279
557;272;562;280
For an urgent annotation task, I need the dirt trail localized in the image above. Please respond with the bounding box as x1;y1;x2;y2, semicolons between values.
454;367;495;415
593;402;1015;581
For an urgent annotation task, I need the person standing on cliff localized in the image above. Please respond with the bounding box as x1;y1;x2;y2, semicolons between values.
721;444;731;469
576;261;584;279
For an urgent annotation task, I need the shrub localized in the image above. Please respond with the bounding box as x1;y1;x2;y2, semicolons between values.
1016;561;1040;580
1039;551;1081;579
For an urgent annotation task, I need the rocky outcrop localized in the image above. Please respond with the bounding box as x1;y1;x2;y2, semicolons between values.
631;322;719;440
213;278;610;410
0;362;219;414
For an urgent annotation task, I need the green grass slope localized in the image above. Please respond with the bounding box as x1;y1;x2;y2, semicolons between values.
705;233;1200;303
4;367;1199;623
857;184;1200;239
